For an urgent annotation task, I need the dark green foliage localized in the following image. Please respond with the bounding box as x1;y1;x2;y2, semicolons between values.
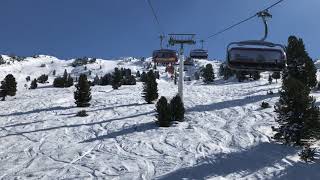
89;58;96;64
261;102;270;109
76;110;88;117
123;75;136;85
72;57;89;67
101;73;112;86
170;95;185;122
0;56;5;65
274;36;320;145
37;74;48;84
53;77;65;88
284;36;317;89
0;74;17;101
154;71;160;79
201;64;215;83
156;97;171;127
299;146;316;162
30;79;38;89
275;77;320;145
112;68;122;89
74;74;91;107
93;75;101;85
53;69;73;88
252;72;261;81
272;72;281;83
219;63;234;80
136;71;141;78
141;72;147;82
26;76;31;82
142;70;158;104
268;74;273;84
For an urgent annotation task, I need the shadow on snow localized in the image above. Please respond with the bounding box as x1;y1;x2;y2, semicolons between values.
187;94;278;112
80;121;157;143
0;111;155;138
157;142;320;180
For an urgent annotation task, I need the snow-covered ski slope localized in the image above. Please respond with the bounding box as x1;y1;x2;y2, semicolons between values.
0;56;319;180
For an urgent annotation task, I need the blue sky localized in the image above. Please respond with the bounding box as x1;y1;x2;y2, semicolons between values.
0;0;319;60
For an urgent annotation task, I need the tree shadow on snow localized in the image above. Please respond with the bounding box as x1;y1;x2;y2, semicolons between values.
0;106;76;117
59;103;147;116
0;120;45;128
157;142;301;180
187;94;277;112
0;111;155;138
80;121;157;143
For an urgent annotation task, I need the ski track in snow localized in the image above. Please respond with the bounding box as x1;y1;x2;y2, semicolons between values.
0;56;319;179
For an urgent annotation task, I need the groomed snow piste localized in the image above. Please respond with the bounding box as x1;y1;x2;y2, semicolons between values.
0;56;319;179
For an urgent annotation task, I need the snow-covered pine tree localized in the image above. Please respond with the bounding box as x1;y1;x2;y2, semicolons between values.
142;70;158;104
74;74;91;107
52;70;56;76
156;96;170;127
0;74;17;101
275;36;320;145
30;79;38;89
112;68;122;89
66;74;74;87
202;64;215;83
140;72;147;82
170;95;185;122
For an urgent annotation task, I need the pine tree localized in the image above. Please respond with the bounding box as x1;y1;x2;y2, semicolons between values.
52;70;56;76
112;68;122;89
93;75;101;85
156;96;171;127
202;64;215;83
66;74;74;87
26;76;31;82
268;74;273;84
74;74;91;107
285;36;317;89
140;72;147;82
136;71;141;78
30;79;38;89
0;74;17;101
252;72;261;81
272;72;281;83
63;69;68;82
142;70;158;104
37;74;48;84
170;95;185;122
274;36;320;145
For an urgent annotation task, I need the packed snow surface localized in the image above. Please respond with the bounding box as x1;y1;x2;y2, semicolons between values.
0;56;319;179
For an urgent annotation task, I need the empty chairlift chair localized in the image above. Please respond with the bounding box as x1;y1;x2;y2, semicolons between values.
152;49;178;64
226;10;286;72
190;49;208;59
227;40;286;71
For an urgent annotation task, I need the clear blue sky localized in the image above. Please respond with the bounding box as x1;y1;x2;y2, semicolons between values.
0;0;319;60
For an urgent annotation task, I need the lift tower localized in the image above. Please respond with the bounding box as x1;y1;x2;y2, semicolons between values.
168;34;196;102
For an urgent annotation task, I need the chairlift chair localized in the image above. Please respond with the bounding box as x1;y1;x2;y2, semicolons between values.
152;49;178;64
190;49;209;59
226;10;286;72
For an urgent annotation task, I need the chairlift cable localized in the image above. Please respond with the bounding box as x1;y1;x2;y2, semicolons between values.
145;0;165;36
206;0;285;40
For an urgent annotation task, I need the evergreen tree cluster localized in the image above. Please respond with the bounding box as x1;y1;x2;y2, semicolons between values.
142;70;158;103
71;57;97;67
0;74;17;101
53;69;74;88
30;79;38;89
156;95;185;127
93;68;136;88
37;74;48;84
219;63;235;80
0;56;5;65
74;74;91;107
274;36;320;145
201;64;215;83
